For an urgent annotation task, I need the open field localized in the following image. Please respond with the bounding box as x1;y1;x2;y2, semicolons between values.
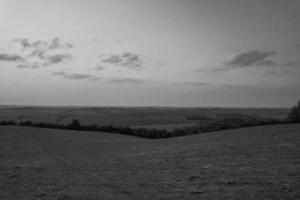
0;124;299;199
0;106;289;129
130;123;197;131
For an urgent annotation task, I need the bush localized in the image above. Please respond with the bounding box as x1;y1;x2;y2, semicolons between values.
0;120;16;125
287;101;300;123
19;121;33;126
66;119;81;130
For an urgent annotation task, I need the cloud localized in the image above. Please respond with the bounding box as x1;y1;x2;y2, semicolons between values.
95;64;106;71
3;38;75;68
182;81;210;86
0;53;22;61
121;52;142;70
44;54;72;66
283;60;300;67
107;78;145;84
225;50;275;68
194;67;231;73
17;38;31;49
259;59;300;77
14;37;74;50
17;64;39;69
264;68;300;77
89;77;101;81
101;51;142;70
49;37;74;49
53;71;94;80
194;50;277;73
102;55;122;64
220;84;253;90
29;49;47;59
254;60;276;67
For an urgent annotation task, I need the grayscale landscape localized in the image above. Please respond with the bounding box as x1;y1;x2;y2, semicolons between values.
0;0;299;199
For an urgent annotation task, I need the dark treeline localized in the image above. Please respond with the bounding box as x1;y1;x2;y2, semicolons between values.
0;117;293;139
287;101;300;123
0;120;16;125
0;119;175;138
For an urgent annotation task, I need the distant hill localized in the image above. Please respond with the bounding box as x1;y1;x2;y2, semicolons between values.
0;106;289;127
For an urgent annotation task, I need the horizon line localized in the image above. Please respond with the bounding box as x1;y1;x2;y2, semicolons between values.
0;104;290;109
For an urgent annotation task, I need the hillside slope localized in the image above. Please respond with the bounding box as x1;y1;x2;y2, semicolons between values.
0;124;299;200
0;106;289;126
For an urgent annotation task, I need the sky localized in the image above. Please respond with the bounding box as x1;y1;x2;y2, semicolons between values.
0;0;299;107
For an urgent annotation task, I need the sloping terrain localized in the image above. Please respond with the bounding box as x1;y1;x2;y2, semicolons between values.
0;124;299;200
0;106;289;126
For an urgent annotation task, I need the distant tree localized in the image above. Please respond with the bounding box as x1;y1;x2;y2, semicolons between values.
0;120;16;125
70;119;81;129
19;120;32;126
287;101;300;123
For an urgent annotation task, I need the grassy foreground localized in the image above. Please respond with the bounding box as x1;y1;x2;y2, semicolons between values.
0;124;299;199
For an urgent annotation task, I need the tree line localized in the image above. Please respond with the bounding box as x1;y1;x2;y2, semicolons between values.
0;101;299;139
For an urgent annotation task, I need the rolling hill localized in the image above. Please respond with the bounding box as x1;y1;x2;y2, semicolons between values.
0;124;299;200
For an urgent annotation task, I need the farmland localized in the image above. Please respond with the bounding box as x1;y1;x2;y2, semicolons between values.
0;105;298;199
0;124;299;199
0;106;289;128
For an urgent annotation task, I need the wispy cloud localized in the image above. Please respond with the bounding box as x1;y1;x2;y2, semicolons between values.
102;55;122;64
225;50;276;68
101;51;142;70
264;63;300;77
14;37;74;50
194;67;231;73
44;54;72;66
120;52;142;70
220;84;253;90
0;38;74;69
29;49;47;59
48;37;74;50
195;49;278;73
17;63;39;69
95;64;106;71
107;78;145;84
0;53;22;61
181;81;210;86
53;71;97;80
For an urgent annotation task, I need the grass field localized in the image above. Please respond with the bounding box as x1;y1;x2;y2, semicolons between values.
0;124;299;199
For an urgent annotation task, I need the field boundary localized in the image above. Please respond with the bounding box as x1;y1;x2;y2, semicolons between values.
0;118;296;139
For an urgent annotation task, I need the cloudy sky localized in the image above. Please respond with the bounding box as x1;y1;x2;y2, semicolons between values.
0;0;299;107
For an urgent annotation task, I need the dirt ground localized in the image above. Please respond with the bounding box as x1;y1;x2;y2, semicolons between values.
0;124;299;200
